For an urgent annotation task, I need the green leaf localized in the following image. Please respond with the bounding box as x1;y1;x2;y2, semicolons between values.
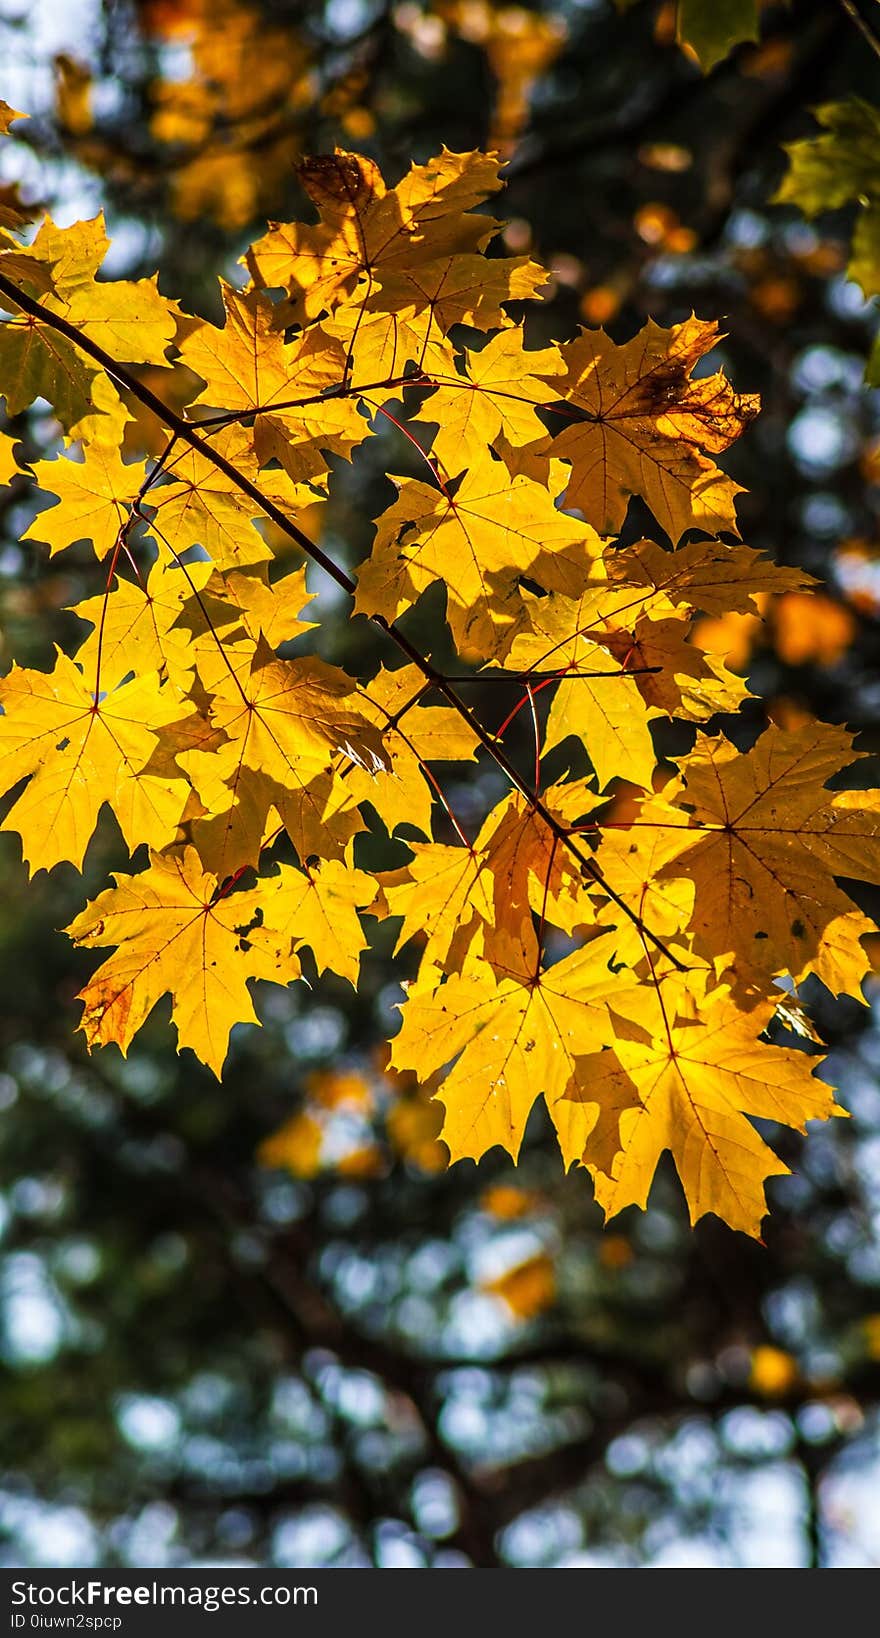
676;0;759;72
851;203;880;300
776;99;880;217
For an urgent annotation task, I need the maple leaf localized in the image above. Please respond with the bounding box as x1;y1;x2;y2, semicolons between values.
179;286;366;481
0;428;22;485
541;317;759;541
675;0;759;72
391;934;638;1166
655;725;880;995
380;842;494;971
473;785;598;968
590;822;696;966
576;970;842;1238
184;564;317;654
2;215;177;364
0;307;102;429
371;253;547;338
207;643;388;782
266;858;376;985
0;216;173;431
775;99;880;302
0;101;25;135
69;555;214;692
150;430;284;571
23;439;148;560
67;847;301;1077
608;612;750;721
180;644;385;875
245;147;507;322
505;583;671;790
420;329;564;471
0;651;190;873
356;458;604;654
321;299;456;399
607;537;814;616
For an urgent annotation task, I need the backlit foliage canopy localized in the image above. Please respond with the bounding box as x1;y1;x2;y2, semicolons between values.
0;104;877;1239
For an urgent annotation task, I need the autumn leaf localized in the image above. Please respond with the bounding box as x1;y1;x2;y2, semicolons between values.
578;970;842;1238
0;307;102;429
0;651;191;873
676;0;759;73
0;100;25;135
245;147;507;322
607;536;814;616
343;663;479;841
2;215;177;365
266;857;376;985
541;317;759;541
67;846;301;1077
391;933;639;1167
69;554;214;692
656;725;880;995
380;842;494;971
420;328;564;471
356;457;604;653
180;286;366;481
23;440;149;560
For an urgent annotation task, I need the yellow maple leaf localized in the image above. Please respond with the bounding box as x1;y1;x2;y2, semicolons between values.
266;858;376;986
322;299;456;399
245;146;506;322
421;328;564;471
0;651;191;873
391;933;638;1166
67;846;301;1077
356;457;603;654
70;555;214;692
179;645;383;874
0;429;22;485
580;971;843;1238
7;214;178;365
373;251;547;338
591;821;696;966
151;428;288;571
208;644;388;782
180;286;365;482
608;536;814;615
0;309;101;429
543;316;759;541
344;664;479;840
506;583;677;790
473;785;599;967
658;725;880;994
380;841;494;971
24;439;148;561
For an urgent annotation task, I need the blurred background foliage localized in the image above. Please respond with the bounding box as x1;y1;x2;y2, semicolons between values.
3;0;880;1570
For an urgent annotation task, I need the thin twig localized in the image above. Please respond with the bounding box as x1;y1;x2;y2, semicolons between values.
838;0;880;62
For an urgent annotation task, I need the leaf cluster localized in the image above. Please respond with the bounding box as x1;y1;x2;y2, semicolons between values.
0;116;875;1236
